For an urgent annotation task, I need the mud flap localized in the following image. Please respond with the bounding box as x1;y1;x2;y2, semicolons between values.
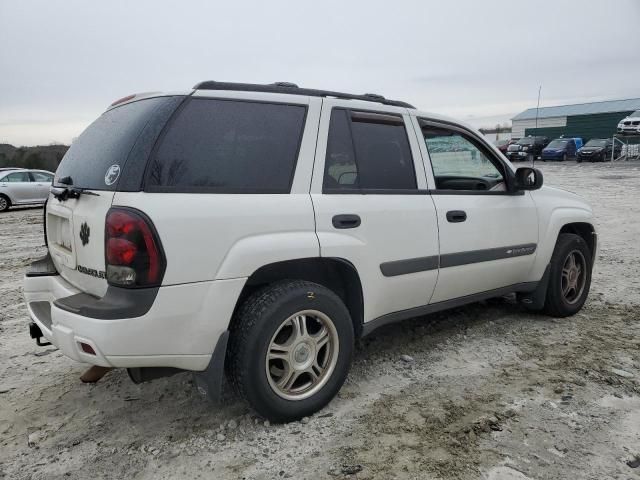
193;330;229;403
519;264;551;311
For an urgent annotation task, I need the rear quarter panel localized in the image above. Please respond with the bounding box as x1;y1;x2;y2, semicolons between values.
111;192;320;284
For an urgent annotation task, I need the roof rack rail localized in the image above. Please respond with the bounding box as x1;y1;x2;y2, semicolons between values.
192;81;415;109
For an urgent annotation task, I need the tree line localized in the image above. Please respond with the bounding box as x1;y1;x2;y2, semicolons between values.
0;144;69;172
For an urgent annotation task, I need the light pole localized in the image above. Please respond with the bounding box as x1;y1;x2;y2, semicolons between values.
533;85;541;167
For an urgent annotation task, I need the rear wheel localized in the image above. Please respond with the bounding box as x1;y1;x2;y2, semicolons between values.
227;280;354;422
0;195;10;212
543;234;592;317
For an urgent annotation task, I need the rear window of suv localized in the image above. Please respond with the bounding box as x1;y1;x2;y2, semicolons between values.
146;98;307;193
55;97;169;191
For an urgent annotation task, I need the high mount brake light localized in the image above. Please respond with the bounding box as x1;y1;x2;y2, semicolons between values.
105;208;166;287
109;94;136;107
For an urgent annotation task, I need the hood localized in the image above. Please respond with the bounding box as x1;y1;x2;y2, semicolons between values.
534;185;593;213
580;146;604;152
619;116;640;123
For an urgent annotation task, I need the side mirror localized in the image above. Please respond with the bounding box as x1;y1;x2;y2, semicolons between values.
514;167;543;191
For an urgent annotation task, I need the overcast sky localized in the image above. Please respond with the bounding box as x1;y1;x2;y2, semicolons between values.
1;0;639;146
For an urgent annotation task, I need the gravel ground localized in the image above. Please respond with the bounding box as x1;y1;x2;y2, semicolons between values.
1;161;639;480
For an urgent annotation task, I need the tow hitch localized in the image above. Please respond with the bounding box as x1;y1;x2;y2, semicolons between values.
29;322;51;347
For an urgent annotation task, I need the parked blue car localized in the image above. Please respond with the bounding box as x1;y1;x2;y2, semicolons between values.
541;138;581;161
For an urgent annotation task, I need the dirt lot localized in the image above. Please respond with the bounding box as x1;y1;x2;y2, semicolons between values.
1;161;639;480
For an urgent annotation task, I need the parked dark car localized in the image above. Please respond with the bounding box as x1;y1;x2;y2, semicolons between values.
496;139;517;154
576;139;621;163
541;138;580;161
506;136;549;162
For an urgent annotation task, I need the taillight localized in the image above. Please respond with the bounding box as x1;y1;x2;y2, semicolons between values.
105;208;166;287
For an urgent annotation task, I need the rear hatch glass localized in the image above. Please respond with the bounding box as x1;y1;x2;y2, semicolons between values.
49;97;177;295
54;97;170;190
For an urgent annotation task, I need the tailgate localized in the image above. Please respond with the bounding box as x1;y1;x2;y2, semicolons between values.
47;191;115;297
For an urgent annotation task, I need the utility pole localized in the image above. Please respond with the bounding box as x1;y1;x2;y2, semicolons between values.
533;85;541;166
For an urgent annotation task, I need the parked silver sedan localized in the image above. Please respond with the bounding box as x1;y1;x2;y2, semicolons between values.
0;169;54;212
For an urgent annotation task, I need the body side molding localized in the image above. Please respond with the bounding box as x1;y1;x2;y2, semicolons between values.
380;243;537;277
380;256;439;277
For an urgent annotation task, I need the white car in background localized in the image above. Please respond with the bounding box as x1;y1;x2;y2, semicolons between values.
617;110;640;135
0;169;55;212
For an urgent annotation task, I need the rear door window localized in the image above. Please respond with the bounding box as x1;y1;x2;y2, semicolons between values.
146;98;307;193
54;97;170;191
323;109;417;192
31;172;54;182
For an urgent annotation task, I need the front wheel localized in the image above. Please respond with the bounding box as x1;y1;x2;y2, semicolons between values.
0;195;10;212
543;233;592;317
227;280;354;422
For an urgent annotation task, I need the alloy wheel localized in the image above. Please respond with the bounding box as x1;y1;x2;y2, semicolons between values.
265;309;339;401
561;250;587;304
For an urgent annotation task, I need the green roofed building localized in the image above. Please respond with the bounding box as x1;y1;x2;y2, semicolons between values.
511;98;640;141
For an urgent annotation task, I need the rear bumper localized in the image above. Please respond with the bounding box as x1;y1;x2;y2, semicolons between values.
23;268;246;371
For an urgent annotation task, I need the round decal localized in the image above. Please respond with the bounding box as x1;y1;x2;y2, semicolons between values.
105;164;121;186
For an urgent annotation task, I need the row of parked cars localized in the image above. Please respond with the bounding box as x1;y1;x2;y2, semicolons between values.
497;136;621;163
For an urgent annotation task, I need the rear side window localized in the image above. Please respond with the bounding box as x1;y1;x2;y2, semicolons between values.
3;171;30;182
55;97;168;190
146;99;307;193
323;109;416;192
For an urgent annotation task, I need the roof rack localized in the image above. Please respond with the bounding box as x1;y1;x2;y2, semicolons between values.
192;81;415;109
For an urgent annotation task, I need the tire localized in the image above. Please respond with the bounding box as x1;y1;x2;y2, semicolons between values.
227;280;354;422
0;195;10;212
543;233;592;317
576;158;582;163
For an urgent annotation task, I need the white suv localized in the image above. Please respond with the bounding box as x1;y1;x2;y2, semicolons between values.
617;110;640;135
24;81;597;422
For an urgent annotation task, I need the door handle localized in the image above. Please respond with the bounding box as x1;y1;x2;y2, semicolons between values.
332;214;361;229
446;210;467;223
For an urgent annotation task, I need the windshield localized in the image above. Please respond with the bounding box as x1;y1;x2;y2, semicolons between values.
585;139;607;147
546;140;569;149
517;138;534;145
54;97;168;190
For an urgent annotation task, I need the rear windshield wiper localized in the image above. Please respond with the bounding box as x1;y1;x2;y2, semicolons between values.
51;176;100;201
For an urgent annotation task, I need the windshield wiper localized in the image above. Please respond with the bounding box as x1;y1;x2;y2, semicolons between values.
51;176;100;201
